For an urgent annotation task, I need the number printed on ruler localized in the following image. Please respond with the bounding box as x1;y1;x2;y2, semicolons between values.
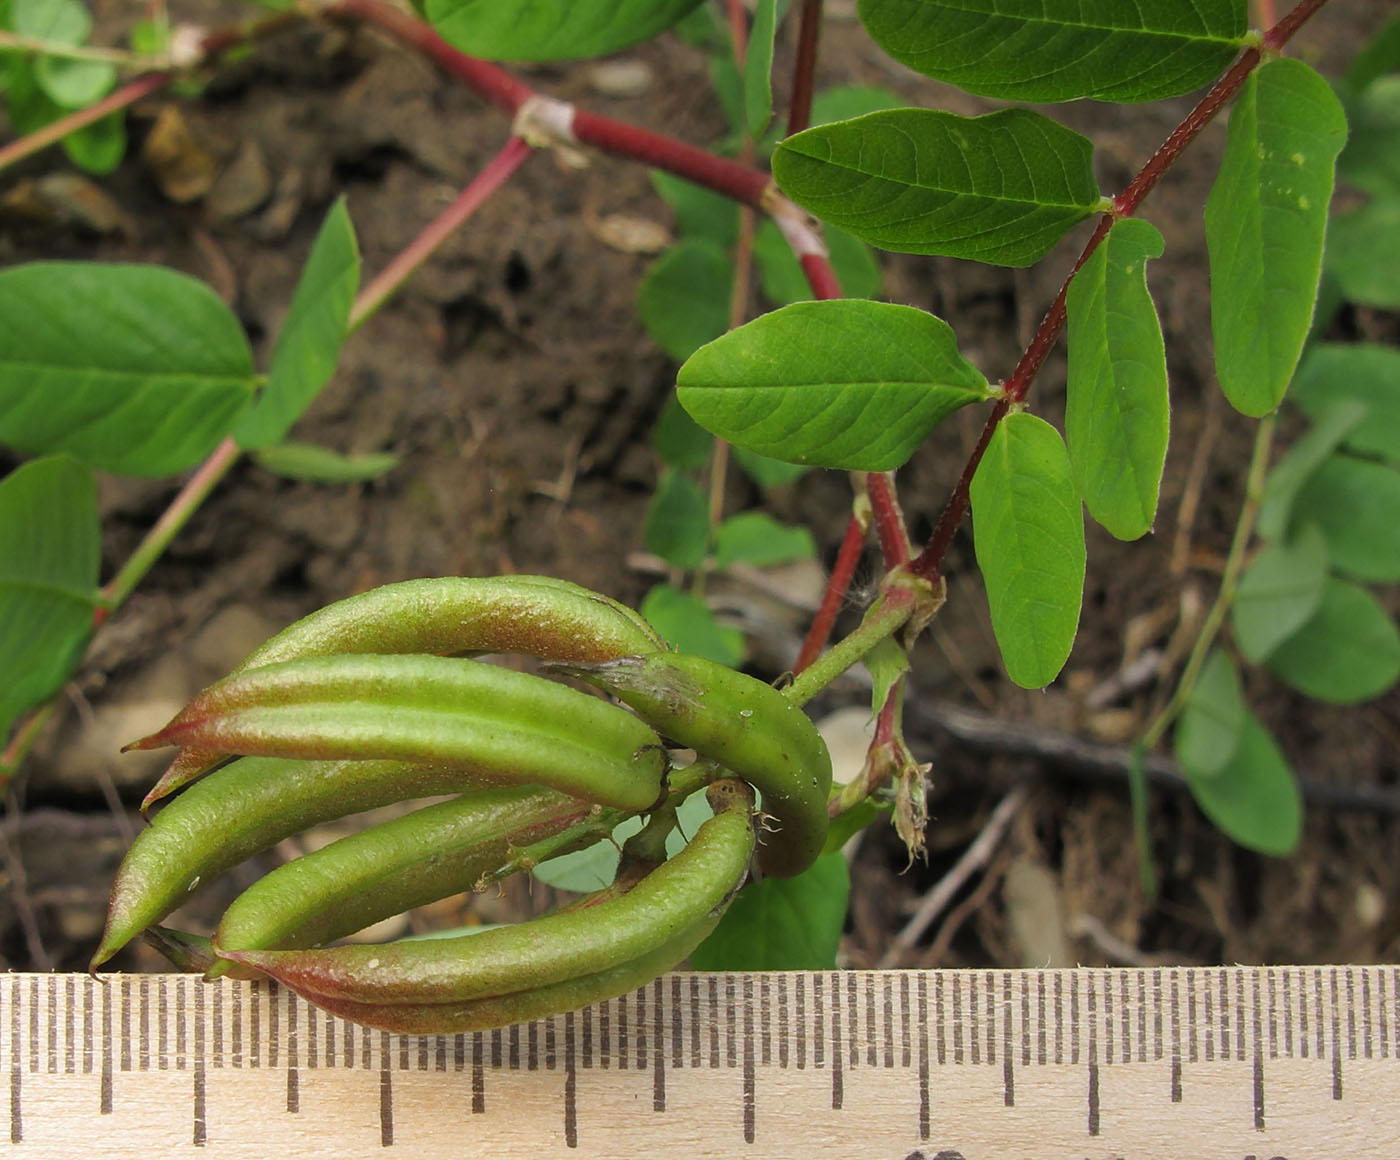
3;968;1399;1158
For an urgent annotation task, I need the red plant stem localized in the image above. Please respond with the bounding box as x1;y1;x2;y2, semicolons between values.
726;0;749;64
0;71;167;172
334;0;772;208
786;0;823;136
794;514;868;673
350;135;533;330
570;110;771;206
909;0;1330;584
799;253;843;299
330;0;531;112
867;472;909;567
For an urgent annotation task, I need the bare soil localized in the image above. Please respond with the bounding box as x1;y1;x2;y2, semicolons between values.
1;0;1396;978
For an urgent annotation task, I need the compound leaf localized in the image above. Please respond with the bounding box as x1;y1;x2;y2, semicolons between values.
0;456;100;739
773;107;1102;266
677;300;991;471
426;0;705;61
1266;578;1400;705
236;198;359;450
691;852;849;970
970;412;1085;689
1205;58;1348;417
1231;524;1329;664
0;263;256;476
1186;711;1301;857
1065;217;1169;540
1174;648;1245;779
857;0;1246;103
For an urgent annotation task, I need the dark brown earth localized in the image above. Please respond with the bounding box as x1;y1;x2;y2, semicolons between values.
0;0;1395;978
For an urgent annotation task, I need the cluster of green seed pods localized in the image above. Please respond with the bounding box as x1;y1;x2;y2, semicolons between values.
96;576;832;1033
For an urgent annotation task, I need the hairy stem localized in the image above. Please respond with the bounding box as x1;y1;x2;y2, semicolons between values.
786;590;913;708
866;472;910;567
909;0;1331;583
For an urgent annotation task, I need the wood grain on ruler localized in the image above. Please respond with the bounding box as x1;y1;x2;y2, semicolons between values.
1;968;1397;1157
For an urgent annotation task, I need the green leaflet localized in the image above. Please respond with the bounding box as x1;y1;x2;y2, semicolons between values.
1185;711;1301;857
425;0;705;61
857;0;1246;103
0;457;100;738
1064;217;1169;540
1205;59;1348;417
970;412;1086;690
1173;648;1245;780
1290;343;1400;465
773;108;1103;267
1289;454;1400;584
14;0;116;108
1230;524;1329;665
236;199;360;450
650;171;739;247
643;467;709;569
1338;76;1400;199
733;448;809;488
1255;399;1368;542
690;852;849;970
712;512;815;570
1327;198;1400;309
652;397;714;470
676;300;992;471
1266;578;1400;705
0;263;256;476
638;239;733;362
744;0;778;136
639;584;744;667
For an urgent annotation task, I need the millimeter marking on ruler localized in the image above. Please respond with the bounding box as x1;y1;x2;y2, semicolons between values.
2;966;1398;1157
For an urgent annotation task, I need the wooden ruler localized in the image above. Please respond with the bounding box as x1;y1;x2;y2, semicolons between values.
3;967;1398;1157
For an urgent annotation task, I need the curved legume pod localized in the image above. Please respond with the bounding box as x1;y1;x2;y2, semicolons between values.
96;756;512;969
147;576;667;809
553;654;831;877
280;913;723;1035
210;786;607;966
125;655;667;811
219;780;756;1008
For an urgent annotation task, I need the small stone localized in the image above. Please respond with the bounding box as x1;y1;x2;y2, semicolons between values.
206;138;273;221
187;604;282;679
587;213;672;254
587;59;654;98
141;105;217;203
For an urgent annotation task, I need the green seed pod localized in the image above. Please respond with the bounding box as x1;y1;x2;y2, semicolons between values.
126;655;667;811
283;914;723;1035
219;780;756;1009
147;576;667;808
93;755;519;970
211;787;605;965
554;654;832;878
